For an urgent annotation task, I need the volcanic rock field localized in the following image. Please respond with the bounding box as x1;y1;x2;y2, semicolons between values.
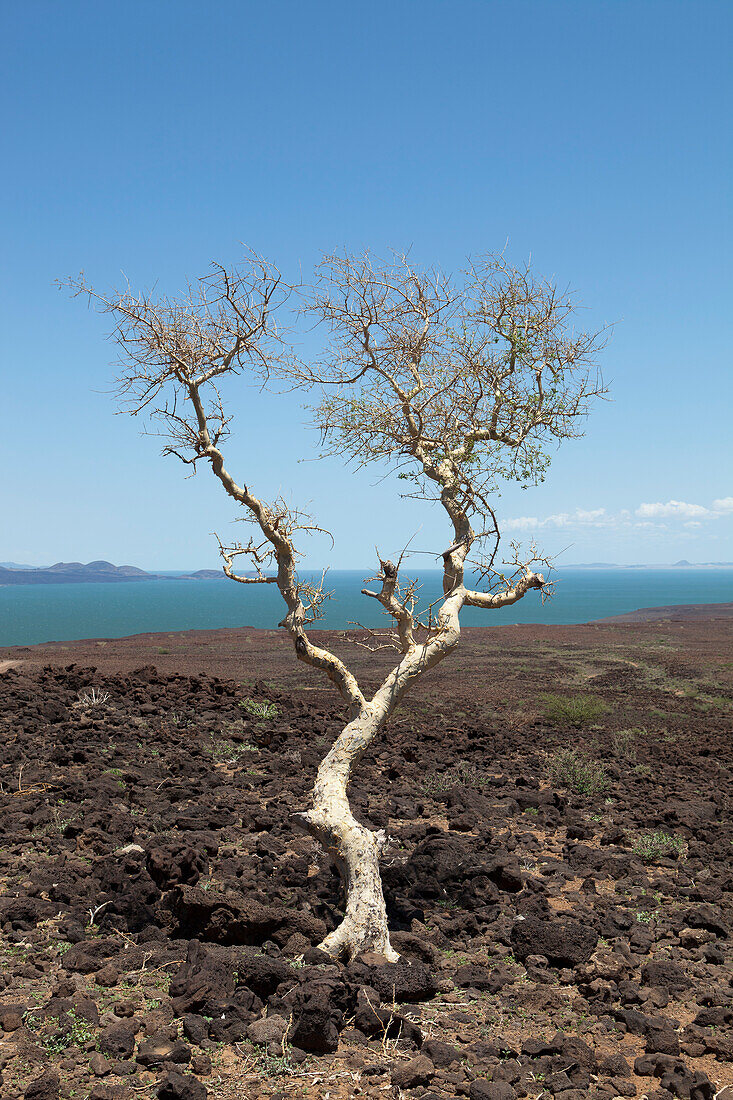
0;617;731;1100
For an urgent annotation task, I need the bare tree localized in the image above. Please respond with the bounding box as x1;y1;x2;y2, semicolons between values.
68;250;606;961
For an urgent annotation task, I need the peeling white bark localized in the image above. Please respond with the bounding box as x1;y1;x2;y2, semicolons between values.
295;708;397;960
294;579;470;960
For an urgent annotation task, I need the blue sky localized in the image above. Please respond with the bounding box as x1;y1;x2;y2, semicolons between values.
2;0;731;569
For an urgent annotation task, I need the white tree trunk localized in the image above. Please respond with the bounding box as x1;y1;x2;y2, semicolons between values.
295;708;398;961
295;588;466;961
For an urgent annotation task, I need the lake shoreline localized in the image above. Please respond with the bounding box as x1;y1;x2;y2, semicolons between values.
3;568;733;647
3;600;732;686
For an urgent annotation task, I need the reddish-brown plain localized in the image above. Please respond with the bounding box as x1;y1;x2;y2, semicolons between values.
0;608;731;1099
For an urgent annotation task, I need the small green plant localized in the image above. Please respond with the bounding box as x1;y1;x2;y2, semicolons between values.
239;698;280;720
633;830;685;862
696;694;732;712
541;693;608;728
210;738;260;763
547;748;607;796
239;1038;303;1077
610;728;640;761
67;1009;98;1047
50;804;74;833
422;760;490;794
24;1008;97;1054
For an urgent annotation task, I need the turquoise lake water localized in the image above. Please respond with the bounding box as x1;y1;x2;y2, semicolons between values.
1;568;733;647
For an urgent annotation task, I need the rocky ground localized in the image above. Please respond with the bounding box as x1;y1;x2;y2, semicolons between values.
0;614;731;1100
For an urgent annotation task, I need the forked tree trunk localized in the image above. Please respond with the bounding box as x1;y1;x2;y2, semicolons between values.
293;593;465;961
294;707;399;961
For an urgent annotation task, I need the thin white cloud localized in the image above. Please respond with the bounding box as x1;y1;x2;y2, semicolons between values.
502;496;733;534
502;516;540;531
503;508;608;532
636;500;710;519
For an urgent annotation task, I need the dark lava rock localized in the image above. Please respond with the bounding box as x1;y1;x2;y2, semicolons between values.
99;1019;139;1058
61;938;119;974
522;1035;562;1056
559;1034;598;1071
0;895;55;931
390;931;439;964
349;956;438;1002
642;961;691;994
642;1059;716;1100
352;987;423;1047
93;850;161;931
383;832;501;911
165;884;325;946
693;1005;733;1027
469;1081;517;1100
41;699;68;724
169;940;235;1012
182;1014;209;1045
157;1071;208;1100
391;1054;435;1089
24;1071;60;1100
137;1034;191;1066
599;1053;632;1077
645;1020;681;1056
287;979;345;1053
169;941;266;1018
682;904;728;937
510;916;598;967
89;1053;112;1077
146;839;207;889
453;963;498;990
422;1038;462;1066
94;963;119;987
232;949;291;997
485;853;524;892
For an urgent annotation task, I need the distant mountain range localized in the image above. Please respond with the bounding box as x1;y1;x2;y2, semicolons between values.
3;558;732;588
0;561;232;585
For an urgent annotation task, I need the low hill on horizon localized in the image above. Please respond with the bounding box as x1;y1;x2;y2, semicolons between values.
0;561;232;585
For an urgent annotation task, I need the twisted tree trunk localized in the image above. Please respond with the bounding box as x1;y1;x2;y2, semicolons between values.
294;706;398;961
294;588;466;961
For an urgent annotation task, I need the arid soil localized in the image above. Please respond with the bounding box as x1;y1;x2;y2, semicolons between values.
0;613;731;1100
